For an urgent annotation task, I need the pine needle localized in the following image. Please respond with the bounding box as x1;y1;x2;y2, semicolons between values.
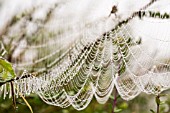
19;93;33;113
15;86;33;113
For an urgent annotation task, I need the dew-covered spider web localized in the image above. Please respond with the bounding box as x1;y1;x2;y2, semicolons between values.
1;0;170;110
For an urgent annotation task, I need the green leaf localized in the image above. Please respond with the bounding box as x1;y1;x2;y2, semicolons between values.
160;101;165;105
119;102;128;109
0;57;16;83
150;109;155;113
159;94;168;97
114;108;122;113
109;95;115;100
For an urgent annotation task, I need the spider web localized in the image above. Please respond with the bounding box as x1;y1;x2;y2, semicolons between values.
1;7;170;110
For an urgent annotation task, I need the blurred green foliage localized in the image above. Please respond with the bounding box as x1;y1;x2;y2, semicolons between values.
1;91;170;113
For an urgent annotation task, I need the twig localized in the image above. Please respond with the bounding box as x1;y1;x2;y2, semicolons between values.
10;82;16;110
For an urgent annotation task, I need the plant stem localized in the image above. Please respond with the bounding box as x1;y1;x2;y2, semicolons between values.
112;88;118;113
157;95;160;113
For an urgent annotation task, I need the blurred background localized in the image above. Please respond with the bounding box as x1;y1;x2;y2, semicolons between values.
1;90;170;113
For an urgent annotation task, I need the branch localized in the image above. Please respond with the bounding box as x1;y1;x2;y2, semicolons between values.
0;73;35;87
106;0;158;35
